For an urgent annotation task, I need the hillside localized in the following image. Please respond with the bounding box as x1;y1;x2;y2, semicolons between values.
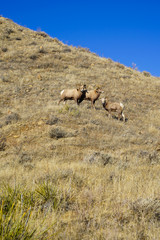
0;16;160;239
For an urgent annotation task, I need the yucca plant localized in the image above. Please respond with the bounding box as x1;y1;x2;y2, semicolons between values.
35;181;60;210
0;201;36;239
1;184;35;215
0;183;53;239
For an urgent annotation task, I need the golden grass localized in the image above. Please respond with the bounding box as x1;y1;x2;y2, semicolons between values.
1;160;160;239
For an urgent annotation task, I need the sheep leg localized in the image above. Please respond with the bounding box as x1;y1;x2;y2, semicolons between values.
91;100;95;109
78;95;85;104
93;100;96;110
118;112;121;121
122;112;125;122
58;99;63;105
76;99;80;105
108;110;112;118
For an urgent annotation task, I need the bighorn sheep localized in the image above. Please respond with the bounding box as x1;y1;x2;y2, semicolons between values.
101;97;125;121
79;87;104;109
58;84;87;105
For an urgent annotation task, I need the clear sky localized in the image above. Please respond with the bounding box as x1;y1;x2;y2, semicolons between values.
1;0;160;76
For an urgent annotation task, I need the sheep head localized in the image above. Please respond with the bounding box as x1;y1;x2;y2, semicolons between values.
95;86;104;93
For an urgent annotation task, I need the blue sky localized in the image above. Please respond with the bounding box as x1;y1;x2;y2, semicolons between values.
1;0;160;76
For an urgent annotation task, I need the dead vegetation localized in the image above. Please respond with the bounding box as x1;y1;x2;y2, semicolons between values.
0;16;160;239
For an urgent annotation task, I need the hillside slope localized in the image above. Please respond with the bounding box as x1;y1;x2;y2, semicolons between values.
0;17;160;239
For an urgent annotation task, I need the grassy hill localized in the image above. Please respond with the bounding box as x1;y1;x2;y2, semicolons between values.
0;16;160;239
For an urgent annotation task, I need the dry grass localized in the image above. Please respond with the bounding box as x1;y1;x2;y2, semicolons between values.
0;16;160;239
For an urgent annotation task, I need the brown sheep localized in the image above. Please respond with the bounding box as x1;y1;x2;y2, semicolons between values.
101;97;125;121
82;87;104;109
58;84;87;105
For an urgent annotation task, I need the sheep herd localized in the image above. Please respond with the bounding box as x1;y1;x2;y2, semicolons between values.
58;84;125;122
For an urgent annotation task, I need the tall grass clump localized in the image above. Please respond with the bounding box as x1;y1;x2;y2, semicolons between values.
0;198;35;240
35;180;60;211
0;184;36;239
0;182;60;239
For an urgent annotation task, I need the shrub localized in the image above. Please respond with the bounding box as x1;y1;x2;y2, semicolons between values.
5;112;20;125
5;28;14;35
39;46;47;54
116;63;125;69
30;54;38;60
132;198;160;222
46;115;59;125
19;152;32;164
18;28;23;32
1;75;10;82
49;128;67;139
142;71;151;77
0;137;6;151
1;47;8;52
29;41;37;46
36;31;48;38
83;152;115;166
62;47;71;53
